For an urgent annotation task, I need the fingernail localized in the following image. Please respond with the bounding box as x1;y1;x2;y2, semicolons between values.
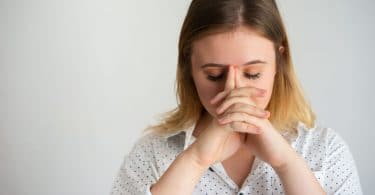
264;111;270;117
263;112;268;117
218;117;227;123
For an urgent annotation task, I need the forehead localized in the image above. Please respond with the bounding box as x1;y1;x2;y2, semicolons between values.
191;26;275;66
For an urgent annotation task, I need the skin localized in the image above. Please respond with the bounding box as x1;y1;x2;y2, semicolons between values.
190;25;277;115
151;26;326;195
188;25;278;186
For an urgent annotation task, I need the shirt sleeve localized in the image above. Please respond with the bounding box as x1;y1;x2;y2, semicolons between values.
323;128;363;195
110;134;159;195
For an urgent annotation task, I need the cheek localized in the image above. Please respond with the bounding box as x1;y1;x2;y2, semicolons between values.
196;82;219;104
192;70;275;113
261;80;275;109
247;74;275;109
193;78;222;115
253;87;273;109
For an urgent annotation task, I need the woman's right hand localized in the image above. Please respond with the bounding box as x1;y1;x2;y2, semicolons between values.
188;65;268;167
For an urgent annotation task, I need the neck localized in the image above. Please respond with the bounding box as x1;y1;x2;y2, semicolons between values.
193;111;212;138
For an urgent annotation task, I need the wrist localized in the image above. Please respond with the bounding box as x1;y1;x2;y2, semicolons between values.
272;148;299;173
150;144;210;195
184;143;212;171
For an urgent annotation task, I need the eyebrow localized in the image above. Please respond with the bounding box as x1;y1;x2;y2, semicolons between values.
200;60;267;68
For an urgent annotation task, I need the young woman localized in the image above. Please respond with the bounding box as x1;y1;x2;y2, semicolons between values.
111;0;362;194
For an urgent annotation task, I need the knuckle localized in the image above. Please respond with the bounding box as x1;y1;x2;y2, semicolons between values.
247;123;256;129
239;122;248;129
233;103;242;110
231;121;239;128
245;103;255;110
234;122;247;130
221;101;229;110
239;112;247;119
222;108;233;117
247;100;256;107
229;102;238;109
224;112;233;118
227;92;235;99
256;108;265;115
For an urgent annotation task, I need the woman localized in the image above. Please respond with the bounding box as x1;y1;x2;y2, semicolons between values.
111;0;362;194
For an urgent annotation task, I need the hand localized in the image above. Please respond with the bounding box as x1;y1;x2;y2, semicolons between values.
211;66;295;169
188;66;269;167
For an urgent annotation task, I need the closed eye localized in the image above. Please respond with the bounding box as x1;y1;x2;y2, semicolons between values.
207;74;225;81
206;73;261;82
244;73;261;80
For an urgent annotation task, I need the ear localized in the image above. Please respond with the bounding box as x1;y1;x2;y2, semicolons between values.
279;46;285;54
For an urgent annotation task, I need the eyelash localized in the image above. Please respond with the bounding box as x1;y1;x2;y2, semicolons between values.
207;73;261;81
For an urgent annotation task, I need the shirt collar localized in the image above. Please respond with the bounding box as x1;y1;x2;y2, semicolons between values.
163;121;196;151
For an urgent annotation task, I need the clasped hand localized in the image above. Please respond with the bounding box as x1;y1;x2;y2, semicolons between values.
190;65;294;170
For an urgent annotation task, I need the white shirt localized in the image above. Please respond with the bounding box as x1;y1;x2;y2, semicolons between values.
110;122;363;195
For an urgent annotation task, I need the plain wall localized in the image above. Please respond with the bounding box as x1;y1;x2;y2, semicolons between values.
1;0;374;194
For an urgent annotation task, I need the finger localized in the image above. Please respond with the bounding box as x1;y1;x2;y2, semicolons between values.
228;86;267;99
216;96;256;115
219;103;270;119
211;86;265;105
218;112;264;133
210;90;230;105
225;65;236;91
228;121;261;134
235;66;243;88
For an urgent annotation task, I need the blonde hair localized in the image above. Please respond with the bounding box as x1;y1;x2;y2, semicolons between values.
144;0;315;136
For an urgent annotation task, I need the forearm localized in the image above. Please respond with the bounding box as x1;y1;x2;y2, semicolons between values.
150;145;208;195
274;149;326;195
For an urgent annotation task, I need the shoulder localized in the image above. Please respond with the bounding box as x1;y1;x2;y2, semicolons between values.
127;132;168;157
295;123;363;194
126;130;187;164
111;133;168;194
294;122;348;150
292;122;353;170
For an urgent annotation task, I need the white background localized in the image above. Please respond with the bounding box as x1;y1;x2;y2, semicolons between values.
1;0;374;194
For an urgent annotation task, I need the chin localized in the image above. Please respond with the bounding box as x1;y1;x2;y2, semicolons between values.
201;106;217;118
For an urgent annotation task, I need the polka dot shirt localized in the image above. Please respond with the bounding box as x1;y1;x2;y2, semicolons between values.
111;121;363;195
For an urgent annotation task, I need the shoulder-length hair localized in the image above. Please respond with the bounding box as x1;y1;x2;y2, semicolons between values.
144;0;315;136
